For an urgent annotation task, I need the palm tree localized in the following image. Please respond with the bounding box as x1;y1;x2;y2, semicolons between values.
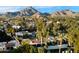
33;17;49;45
58;33;63;53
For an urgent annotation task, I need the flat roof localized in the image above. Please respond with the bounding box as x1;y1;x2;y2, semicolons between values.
46;44;68;50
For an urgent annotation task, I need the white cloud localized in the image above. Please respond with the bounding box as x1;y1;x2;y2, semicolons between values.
0;6;27;13
0;7;17;13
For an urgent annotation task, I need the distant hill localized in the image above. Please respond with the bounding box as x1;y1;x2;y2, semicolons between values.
4;7;41;17
51;9;79;17
0;7;79;18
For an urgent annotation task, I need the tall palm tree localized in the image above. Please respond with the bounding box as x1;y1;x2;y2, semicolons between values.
33;17;49;45
58;33;63;53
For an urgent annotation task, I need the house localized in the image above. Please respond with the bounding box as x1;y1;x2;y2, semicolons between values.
48;36;55;42
15;31;36;39
0;42;6;51
4;40;20;51
15;31;28;37
15;32;25;36
45;44;68;53
8;40;20;48
29;39;41;45
12;25;21;29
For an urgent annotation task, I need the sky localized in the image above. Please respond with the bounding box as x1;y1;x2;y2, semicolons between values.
0;6;79;13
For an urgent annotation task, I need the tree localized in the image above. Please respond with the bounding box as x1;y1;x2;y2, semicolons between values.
11;43;38;53
34;17;49;45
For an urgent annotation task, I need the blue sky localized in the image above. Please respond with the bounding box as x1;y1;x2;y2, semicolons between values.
0;6;79;13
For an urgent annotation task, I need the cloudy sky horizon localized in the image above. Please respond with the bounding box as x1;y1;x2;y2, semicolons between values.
0;6;79;13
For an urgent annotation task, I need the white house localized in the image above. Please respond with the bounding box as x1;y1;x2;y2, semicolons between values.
12;25;21;29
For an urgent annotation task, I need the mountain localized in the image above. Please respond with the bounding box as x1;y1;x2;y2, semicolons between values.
32;12;41;18
51;9;77;17
4;7;51;18
4;7;40;17
0;7;79;18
